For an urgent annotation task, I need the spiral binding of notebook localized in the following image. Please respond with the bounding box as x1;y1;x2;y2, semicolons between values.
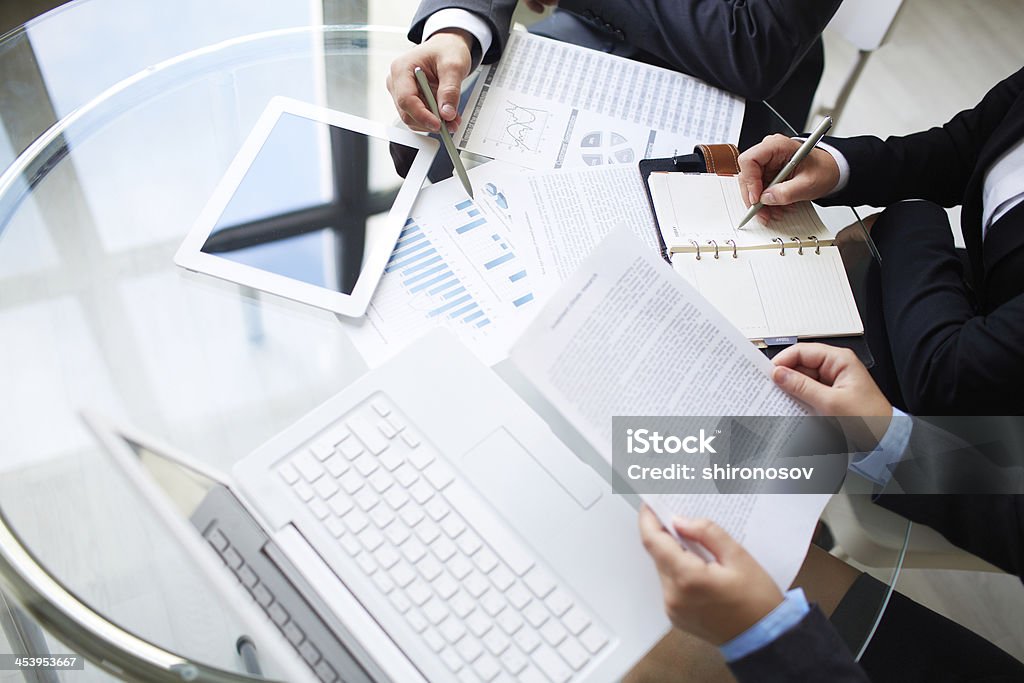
640;172;863;341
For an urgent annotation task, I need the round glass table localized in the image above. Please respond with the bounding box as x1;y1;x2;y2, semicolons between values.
0;2;910;680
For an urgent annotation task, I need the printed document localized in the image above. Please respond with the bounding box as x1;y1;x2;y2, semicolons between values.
513;165;660;292
344;162;539;366
456;31;744;170
510;228;828;588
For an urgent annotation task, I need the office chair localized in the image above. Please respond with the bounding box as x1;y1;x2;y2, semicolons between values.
814;0;907;127
823;481;1005;573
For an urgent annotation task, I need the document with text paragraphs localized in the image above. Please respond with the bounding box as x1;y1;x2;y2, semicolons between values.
510;228;829;588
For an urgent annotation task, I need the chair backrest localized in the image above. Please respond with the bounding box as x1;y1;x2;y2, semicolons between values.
827;0;906;52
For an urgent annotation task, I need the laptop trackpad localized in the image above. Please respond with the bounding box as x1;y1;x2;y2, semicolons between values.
459;428;598;539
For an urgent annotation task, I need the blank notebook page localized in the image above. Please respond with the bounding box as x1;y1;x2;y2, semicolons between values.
649;173;831;249
672;246;862;339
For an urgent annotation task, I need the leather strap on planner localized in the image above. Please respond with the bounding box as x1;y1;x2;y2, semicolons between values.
695;143;741;176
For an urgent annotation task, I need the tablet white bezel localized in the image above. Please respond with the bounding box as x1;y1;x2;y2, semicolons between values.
174;96;438;317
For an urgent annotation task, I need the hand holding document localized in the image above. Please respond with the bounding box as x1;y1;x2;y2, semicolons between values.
510;228;828;588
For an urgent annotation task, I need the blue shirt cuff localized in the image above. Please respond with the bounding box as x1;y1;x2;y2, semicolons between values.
719;588;811;662
848;408;913;488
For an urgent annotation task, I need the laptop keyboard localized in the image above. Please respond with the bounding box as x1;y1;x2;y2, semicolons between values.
276;393;610;683
205;525;341;682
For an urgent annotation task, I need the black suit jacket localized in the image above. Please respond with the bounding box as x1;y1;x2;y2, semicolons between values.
730;416;1024;682
820;66;1024;414
408;1;840;110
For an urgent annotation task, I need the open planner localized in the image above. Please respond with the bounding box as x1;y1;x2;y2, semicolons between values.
644;170;863;342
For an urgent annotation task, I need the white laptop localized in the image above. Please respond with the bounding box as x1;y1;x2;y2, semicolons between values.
174;96;438;317
86;330;668;683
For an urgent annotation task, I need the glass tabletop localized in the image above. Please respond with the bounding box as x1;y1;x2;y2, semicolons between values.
0;2;910;680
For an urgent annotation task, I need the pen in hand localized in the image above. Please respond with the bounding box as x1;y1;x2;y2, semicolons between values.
413;67;474;199
737;115;833;229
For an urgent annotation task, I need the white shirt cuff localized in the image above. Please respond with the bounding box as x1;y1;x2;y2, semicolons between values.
793;137;850;196
423;8;493;72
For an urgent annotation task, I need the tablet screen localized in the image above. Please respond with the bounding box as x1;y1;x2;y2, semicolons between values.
199;112;417;296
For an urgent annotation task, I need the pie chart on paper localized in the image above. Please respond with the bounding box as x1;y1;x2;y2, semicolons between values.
579;131;636;166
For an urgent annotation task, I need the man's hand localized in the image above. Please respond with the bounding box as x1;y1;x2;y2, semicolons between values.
772;343;893;450
638;506;784;645
524;0;558;13
387;30;473;133
737;134;841;224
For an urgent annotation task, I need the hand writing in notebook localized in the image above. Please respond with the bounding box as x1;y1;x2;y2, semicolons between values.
737;134;841;225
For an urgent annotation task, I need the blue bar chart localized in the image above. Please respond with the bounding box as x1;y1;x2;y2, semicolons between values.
352;163;538;366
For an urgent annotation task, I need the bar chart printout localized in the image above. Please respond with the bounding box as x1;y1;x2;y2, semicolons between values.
345;164;537;366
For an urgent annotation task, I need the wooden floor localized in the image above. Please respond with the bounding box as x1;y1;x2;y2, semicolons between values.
1;0;1023;679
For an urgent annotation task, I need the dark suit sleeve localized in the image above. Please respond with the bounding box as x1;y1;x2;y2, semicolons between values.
563;0;841;101
875;418;1024;582
409;1;840;101
820;66;1024;209
408;0;517;64
728;606;869;683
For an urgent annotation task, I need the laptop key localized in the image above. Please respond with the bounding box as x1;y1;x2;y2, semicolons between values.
562;606;590;636
313;660;338;683
423;628;446;653
441;647;464;672
407;446;434;470
282;622;304;646
313;477;339;499
252;583;273;607
391;562;416;588
293;451;324;482
431;536;458;563
558;637;590;671
500;648;527;675
267;602;289;626
545;589;573;617
449;591;474;619
423;459;455;490
323;454;349;478
311;440;335;461
533;644;572;683
516;667;547;683
298;640;321;665
292;481;315;502
347;415;388;455
277;463;300;485
496;609;524;636
482;629;510;656
308;499;330;520
473;653;501;681
579;625;609;654
540;619;567;646
379;421;398;439
456;636;483;663
524;567;556;599
238;566;258;588
324;517;345;538
339;438;363;460
223;547;243;570
327;493;354;518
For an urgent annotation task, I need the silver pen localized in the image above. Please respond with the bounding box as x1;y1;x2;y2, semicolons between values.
414;67;474;199
737;115;833;229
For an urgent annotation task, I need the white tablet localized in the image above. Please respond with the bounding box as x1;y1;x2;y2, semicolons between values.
175;97;438;317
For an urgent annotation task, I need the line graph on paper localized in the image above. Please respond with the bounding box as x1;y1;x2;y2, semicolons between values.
485;101;551;152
